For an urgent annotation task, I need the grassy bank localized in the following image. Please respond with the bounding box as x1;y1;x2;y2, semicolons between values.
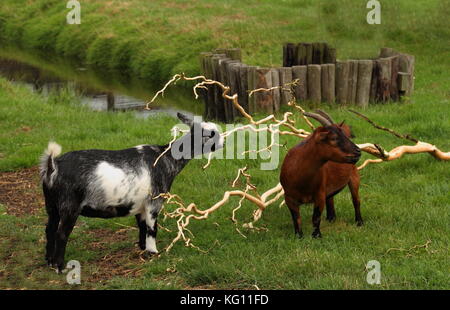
0;0;449;84
0;72;449;289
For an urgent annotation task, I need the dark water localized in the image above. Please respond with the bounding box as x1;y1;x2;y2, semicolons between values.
0;47;203;118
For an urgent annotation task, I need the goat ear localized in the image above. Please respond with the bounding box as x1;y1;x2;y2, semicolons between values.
177;113;193;127
316;128;329;141
339;120;345;126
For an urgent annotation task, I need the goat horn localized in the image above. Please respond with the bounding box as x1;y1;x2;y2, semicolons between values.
304;112;332;127
315;109;335;124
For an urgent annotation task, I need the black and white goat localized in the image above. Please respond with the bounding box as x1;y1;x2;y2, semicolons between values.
40;113;223;272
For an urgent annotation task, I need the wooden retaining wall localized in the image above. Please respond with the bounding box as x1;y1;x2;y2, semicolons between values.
199;45;414;123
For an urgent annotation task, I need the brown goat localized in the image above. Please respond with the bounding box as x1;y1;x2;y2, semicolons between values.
280;111;362;238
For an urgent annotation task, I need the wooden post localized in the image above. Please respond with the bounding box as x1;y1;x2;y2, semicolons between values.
296;43;307;66
217;57;230;122
397;53;415;97
212;54;227;122
283;43;296;67
221;59;239;121
321;64;335;103
336;60;349;104
389;56;399;101
313;42;326;64
325;47;336;64
307;64;321;104
305;43;313;65
379;47;397;58
375;57;392;103
347;60;358;104
225;48;242;61
254;68;274;114
238;64;249;113
278;67;293;105
227;62;241;120
271;68;281;111
247;66;258;114
355;60;373;107
369;60;378;102
292;65;308;101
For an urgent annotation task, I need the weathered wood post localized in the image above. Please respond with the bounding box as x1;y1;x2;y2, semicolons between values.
254;68;274;114
270;68;281;111
230;63;244;119
355;60;373;107
292;65;308;101
321;63;335;103
227;62;242;120
336;60;349;104
283;43;297;67
225;48;242;62
220;59;239;122
347;60;359;104
238;64;249;113
305;43;313;65
375;57;392;103
211;54;227;122
379;48;415;98
307;65;321;103
247;66;258;114
278;67;293;105
312;42;326;64
296;43;307;66
397;53;415;97
324;46;336;64
389;56;400;102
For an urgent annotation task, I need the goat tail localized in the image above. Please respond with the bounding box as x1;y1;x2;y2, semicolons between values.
40;141;62;187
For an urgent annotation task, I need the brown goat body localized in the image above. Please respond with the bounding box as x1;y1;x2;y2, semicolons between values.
280;112;362;238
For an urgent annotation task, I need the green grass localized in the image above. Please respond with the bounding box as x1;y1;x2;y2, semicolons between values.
0;0;449;83
0;0;449;290
0;72;449;289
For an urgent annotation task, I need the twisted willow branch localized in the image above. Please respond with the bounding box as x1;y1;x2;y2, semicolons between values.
148;73;449;252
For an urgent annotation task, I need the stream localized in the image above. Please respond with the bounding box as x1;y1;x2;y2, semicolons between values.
0;46;203;119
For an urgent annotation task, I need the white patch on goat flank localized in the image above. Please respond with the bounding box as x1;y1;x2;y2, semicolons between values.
89;162;151;214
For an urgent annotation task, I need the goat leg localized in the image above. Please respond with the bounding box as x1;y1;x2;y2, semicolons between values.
135;214;147;250
325;197;336;223
312;197;325;238
285;197;303;238
52;207;79;273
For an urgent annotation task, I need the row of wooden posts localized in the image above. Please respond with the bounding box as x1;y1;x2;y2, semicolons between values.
199;45;415;123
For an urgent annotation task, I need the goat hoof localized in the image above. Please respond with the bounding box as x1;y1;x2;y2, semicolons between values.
140;250;158;259
46;257;54;267
136;242;146;251
312;231;322;238
326;216;336;223
295;232;303;239
356;220;364;226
